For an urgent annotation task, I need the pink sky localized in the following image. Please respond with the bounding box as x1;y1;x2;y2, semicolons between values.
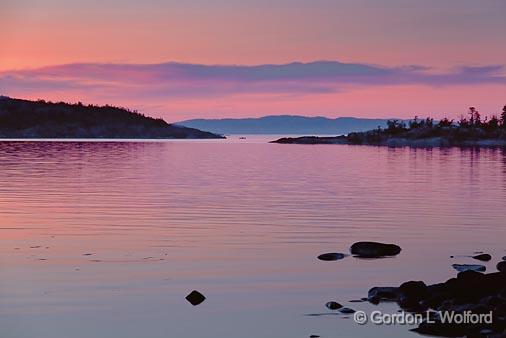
1;0;505;121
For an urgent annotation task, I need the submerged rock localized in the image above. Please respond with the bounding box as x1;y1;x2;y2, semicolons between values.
325;301;342;310
349;299;366;303
472;253;492;261
338;307;356;314
350;241;401;258
451;264;486;273
185;290;206;306
317;252;347;261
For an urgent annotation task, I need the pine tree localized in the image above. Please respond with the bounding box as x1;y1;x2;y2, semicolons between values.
501;105;506;127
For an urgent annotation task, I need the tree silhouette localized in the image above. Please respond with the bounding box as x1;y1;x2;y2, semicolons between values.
438;118;453;128
501;105;506;127
468;107;481;126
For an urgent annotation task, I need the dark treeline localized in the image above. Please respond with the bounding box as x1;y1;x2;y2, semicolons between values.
0;96;223;139
274;106;506;147
347;105;506;146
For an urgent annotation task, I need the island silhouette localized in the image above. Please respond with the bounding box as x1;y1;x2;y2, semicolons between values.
0;96;224;139
273;106;506;147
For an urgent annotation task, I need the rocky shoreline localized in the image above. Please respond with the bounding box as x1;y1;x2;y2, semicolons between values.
367;265;506;337
317;241;506;337
271;135;506;148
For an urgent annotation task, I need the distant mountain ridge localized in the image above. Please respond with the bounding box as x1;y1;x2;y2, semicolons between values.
177;115;393;135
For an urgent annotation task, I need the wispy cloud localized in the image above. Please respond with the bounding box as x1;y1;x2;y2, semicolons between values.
2;61;505;99
1;61;505;120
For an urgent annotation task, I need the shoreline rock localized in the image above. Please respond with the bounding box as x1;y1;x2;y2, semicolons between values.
366;269;506;337
317;252;347;261
325;301;342;310
350;241;401;258
473;253;492;262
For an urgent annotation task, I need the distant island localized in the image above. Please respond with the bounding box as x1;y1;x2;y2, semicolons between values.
176;116;393;135
0;96;224;139
273;106;506;147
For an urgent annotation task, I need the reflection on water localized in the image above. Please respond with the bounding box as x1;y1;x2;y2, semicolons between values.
1;140;505;338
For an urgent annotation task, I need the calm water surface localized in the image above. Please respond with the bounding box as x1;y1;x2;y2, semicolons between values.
1;138;506;338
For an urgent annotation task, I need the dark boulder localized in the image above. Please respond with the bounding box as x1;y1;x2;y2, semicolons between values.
456;270;484;281
445;272;506;303
397;281;428;308
325;301;342;310
399;281;428;299
350;241;401;258
472;253;492;261
185;290;206;306
317;253;347;261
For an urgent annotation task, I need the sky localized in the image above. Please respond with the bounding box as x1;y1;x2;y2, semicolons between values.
1;0;506;121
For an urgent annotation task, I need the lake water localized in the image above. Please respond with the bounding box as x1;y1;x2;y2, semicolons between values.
1;137;506;338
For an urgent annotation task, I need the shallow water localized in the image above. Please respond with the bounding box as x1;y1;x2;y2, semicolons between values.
1;138;505;338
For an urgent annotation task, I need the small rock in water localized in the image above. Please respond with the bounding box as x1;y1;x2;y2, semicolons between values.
497;261;506;273
472;253;491;261
325;301;342;310
350;241;401;258
185;290;206;306
502;256;506;261
317;253;346;261
451;264;486;273
309;335;320;338
339;307;355;314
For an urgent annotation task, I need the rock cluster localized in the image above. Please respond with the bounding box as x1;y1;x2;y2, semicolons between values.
367;270;506;337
